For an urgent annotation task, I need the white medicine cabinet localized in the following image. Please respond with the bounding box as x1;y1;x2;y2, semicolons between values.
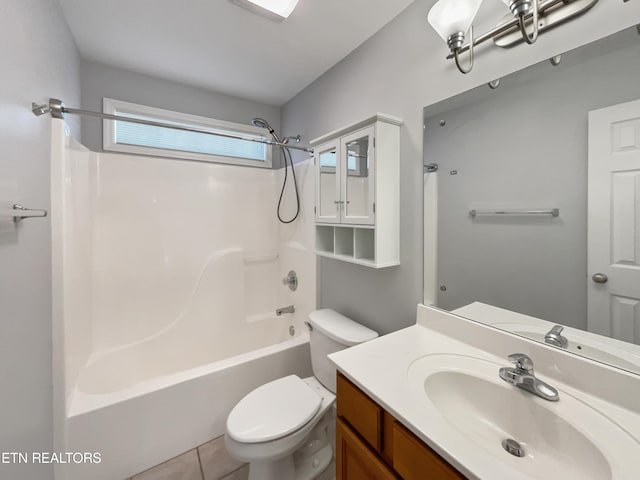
311;114;401;268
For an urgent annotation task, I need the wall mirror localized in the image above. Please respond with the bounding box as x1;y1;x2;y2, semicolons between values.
423;26;640;375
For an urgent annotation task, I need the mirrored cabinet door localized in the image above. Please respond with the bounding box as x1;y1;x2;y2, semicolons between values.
315;141;341;223
341;126;375;225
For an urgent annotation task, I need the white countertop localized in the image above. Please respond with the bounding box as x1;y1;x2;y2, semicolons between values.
328;305;640;480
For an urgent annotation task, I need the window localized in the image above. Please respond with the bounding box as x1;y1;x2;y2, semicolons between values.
103;98;272;168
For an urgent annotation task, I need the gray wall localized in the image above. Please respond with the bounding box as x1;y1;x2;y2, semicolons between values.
431;29;640;330
0;1;80;479
80;60;282;164
282;0;640;335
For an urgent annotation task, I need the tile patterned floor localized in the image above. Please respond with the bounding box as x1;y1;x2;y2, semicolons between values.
128;436;248;480
127;435;336;480
198;437;245;480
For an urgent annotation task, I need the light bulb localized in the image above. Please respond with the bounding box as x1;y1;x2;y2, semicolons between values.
427;0;484;45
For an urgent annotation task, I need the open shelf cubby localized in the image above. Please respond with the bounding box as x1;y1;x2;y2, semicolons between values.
315;225;392;268
334;227;354;256
316;225;335;254
354;228;375;262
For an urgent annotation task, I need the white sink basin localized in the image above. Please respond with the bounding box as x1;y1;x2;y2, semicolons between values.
407;354;639;480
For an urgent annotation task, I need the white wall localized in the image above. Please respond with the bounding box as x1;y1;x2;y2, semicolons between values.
80;60;282;163
282;0;640;335
0;1;80;479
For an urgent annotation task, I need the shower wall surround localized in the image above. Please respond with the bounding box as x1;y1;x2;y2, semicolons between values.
51;120;316;479
54;122;315;389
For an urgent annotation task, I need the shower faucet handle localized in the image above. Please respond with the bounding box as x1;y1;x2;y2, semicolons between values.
282;271;298;291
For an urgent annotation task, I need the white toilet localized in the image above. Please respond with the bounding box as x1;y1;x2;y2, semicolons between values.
225;309;378;480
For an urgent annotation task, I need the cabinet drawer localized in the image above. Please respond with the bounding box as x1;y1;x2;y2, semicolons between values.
393;422;467;480
336;418;399;480
337;372;382;451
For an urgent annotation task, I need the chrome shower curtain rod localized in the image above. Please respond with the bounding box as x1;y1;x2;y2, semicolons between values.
31;98;314;154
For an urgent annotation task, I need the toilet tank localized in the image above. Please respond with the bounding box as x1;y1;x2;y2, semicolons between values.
307;309;378;393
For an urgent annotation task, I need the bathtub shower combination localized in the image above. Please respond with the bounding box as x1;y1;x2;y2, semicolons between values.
49;120;316;480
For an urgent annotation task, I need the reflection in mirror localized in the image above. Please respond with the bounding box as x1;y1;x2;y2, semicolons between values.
318;146;338;218
345;136;370;217
423;27;640;375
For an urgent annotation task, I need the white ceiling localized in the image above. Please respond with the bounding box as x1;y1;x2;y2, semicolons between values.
59;0;415;106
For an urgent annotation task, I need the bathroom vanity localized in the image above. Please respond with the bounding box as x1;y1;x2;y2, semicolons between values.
336;372;464;479
329;305;640;480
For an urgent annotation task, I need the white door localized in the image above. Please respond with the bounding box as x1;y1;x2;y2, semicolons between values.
588;99;640;344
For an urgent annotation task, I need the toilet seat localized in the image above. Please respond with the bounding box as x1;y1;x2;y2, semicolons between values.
227;375;322;443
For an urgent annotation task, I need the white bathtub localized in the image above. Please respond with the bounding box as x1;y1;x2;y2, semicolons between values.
62;333;312;480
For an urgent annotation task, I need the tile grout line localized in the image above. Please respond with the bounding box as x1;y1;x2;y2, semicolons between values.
196;446;206;480
225;464;247;478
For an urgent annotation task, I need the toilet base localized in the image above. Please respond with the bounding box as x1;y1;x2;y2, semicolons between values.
247;408;334;480
247;443;332;480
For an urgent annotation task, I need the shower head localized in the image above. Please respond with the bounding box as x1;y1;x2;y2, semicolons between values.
251;117;275;134
252;117;301;224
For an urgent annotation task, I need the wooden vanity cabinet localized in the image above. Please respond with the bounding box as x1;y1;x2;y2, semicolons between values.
336;372;467;480
336;418;398;480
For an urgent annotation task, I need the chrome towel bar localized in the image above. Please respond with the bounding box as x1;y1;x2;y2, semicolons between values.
469;208;559;218
0;204;48;222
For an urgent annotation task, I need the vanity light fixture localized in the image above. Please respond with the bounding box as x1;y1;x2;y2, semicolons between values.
427;0;599;74
501;0;539;45
427;0;484;74
230;0;300;22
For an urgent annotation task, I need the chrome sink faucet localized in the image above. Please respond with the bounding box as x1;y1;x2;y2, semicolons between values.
499;353;559;401
545;325;568;348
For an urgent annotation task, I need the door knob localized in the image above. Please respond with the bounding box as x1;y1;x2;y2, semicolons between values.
592;273;608;284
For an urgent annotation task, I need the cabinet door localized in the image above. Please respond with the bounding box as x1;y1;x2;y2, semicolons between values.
341;126;375;225
393;421;467;480
315;140;341;223
336;418;398;480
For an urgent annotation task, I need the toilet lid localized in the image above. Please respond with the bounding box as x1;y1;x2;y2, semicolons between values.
226;375;322;443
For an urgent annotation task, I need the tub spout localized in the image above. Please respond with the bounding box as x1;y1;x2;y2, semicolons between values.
276;305;295;316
